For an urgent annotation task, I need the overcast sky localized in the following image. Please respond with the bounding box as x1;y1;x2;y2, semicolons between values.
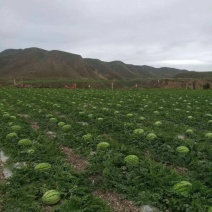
0;0;212;71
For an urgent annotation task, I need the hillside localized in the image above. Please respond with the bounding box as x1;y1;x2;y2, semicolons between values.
0;48;105;79
0;47;189;80
174;71;212;79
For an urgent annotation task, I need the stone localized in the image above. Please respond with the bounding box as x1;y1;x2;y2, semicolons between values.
140;205;160;212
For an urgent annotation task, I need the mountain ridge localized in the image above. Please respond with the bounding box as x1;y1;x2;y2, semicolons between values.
0;47;200;80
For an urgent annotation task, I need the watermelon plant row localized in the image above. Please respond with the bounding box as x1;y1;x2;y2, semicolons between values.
0;88;211;212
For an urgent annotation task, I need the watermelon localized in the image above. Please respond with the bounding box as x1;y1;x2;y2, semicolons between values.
58;122;65;127
97;142;110;151
50;118;57;123
46;114;53;118
205;133;212;140
88;114;93;119
53;104;60;108
3;113;10;119
11;125;22;132
124;122;133;127
208;207;212;212
18;139;32;146
153;111;159;115
97;117;104;122
177;146;189;153
27;149;35;154
35;163;51;171
124;155;139;166
62;125;71;132
10;116;16;120
154;121;162;126
173;181;192;195
126;113;134;117
42;190;60;205
133;129;144;135
82;133;92;141
102;107;108;111
186;129;194;135
6;132;18;139
146;133;157;140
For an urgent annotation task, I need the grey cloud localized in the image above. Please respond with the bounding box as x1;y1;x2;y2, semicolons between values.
0;0;212;71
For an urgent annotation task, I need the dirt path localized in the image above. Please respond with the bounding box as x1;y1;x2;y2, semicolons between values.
94;190;140;212
60;146;88;172
0;160;5;181
31;122;40;131
0;155;6;211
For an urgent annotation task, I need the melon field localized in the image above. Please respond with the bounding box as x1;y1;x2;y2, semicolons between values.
0;88;211;212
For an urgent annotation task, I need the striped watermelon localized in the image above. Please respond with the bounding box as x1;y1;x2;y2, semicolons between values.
173;181;192;195
11;125;22;132
186;129;194;135
42;190;60;205
6;132;18;139
18;139;32;146
82;133;92;141
205;133;212;140
35;163;51;171
126;113;134;117
133;129;144;135
27;149;35;154
176;146;189;153
97;142;110;151
146;133;157;140
62;125;71;132
10;116;16;120
50;118;57;123
124;155;139;166
58;122;65;127
3;113;10;119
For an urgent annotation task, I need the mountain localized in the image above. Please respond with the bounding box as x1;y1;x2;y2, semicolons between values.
0;48;106;79
0;47;188;80
174;71;212;79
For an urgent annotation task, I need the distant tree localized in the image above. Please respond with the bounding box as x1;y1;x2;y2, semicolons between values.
203;83;210;89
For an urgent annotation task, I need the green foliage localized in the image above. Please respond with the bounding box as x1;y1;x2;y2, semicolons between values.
203;83;210;89
0;88;211;212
